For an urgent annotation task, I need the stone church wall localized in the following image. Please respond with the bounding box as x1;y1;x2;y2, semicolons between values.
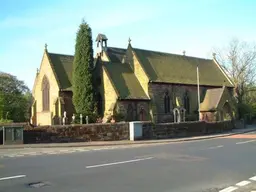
59;91;75;124
200;111;217;122
116;101;150;121
32;52;60;126
148;83;219;123
102;68;118;120
131;49;150;97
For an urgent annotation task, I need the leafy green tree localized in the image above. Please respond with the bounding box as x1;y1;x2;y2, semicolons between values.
72;21;96;117
0;93;4;119
0;72;32;122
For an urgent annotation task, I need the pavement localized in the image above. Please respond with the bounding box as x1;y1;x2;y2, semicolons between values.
0;126;255;159
0;127;256;192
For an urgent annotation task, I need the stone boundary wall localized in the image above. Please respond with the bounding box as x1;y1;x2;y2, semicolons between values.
23;123;129;144
142;120;234;139
0;120;239;144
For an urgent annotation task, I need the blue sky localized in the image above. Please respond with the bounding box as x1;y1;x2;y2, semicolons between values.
1;0;256;90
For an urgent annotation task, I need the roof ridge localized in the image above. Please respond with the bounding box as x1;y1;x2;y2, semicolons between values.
45;51;62;89
133;47;212;61
105;62;133;70
107;47;126;50
48;52;74;57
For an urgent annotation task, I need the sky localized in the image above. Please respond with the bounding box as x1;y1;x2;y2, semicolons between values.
1;0;256;90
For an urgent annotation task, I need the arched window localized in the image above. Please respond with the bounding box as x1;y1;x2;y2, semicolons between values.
183;91;190;113
180;107;186;122
139;107;145;121
173;108;180;123
164;91;170;113
42;76;50;111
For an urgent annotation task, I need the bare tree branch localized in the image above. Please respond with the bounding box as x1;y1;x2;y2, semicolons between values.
214;38;256;117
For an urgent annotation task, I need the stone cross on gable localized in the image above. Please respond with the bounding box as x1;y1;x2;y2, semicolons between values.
44;43;48;51
128;37;131;45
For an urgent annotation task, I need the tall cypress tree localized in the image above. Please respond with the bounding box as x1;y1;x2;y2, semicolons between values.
72;21;95;116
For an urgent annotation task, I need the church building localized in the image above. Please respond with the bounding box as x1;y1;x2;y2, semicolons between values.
31;34;236;126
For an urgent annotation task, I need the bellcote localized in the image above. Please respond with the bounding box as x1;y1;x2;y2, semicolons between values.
96;34;108;56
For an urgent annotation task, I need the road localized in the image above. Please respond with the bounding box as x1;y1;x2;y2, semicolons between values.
0;131;256;192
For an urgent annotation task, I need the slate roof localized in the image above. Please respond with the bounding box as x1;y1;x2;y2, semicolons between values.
103;62;149;100
48;52;98;91
96;34;108;41
48;53;74;91
200;88;224;111
133;48;233;87
106;47;126;63
46;45;233;102
47;48;126;91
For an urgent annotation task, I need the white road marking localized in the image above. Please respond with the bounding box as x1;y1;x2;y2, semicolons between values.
44;151;58;154
59;151;72;154
93;148;104;151
6;155;17;158
236;180;251;186
219;186;238;192
67;150;76;153
98;147;112;150
86;157;154;169
236;140;256;144
0;175;26;181
59;149;75;153
208;145;223;149
14;154;25;157
59;149;69;152
75;149;88;152
249;176;256;181
24;152;39;156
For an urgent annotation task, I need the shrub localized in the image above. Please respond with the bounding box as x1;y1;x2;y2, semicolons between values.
0;119;13;124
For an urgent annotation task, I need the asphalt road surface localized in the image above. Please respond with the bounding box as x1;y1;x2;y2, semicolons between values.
0;131;256;192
